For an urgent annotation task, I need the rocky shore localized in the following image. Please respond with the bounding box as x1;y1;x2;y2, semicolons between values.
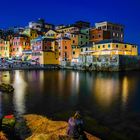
1;114;101;140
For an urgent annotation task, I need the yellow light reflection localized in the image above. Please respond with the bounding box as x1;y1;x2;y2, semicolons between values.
94;78;119;107
122;77;128;105
71;72;79;95
13;71;27;115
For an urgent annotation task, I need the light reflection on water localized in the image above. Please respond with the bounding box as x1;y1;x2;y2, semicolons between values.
13;71;27;115
0;70;140;139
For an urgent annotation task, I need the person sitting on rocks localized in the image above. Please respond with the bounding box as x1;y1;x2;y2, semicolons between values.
67;111;87;140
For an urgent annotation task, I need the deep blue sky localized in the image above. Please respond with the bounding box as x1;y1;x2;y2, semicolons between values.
0;0;140;46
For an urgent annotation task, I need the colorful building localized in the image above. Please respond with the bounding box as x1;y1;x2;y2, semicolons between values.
11;34;30;58
22;28;38;40
0;39;10;58
57;37;72;63
45;30;59;39
90;39;138;56
78;28;89;47
71;33;80;63
56;25;79;34
95;21;124;41
31;36;59;66
90;28;111;43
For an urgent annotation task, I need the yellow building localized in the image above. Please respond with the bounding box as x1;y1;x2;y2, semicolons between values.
0;39;10;58
39;51;60;66
22;28;38;40
90;39;138;56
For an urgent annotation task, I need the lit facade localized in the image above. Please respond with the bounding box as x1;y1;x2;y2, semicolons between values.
31;37;59;65
0;39;10;58
11;35;30;58
90;40;138;56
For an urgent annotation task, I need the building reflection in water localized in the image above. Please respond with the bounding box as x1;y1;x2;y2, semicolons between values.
13;71;27;115
93;73;120;107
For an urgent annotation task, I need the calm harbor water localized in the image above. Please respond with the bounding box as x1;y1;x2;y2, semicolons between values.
0;70;140;140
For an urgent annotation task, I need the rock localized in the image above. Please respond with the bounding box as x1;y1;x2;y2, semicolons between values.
24;114;101;140
0;83;14;93
0;131;8;140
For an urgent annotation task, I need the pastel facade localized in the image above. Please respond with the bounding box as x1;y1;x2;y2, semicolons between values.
0;39;10;58
11;35;30;58
31;37;59;65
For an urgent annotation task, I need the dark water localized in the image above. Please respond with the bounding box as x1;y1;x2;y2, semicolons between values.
0;70;140;140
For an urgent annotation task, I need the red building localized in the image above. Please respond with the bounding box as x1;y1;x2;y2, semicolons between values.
90;28;111;43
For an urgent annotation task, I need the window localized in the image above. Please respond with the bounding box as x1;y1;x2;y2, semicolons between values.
125;45;127;48
103;45;105;48
92;36;94;38
98;35;101;38
81;35;83;38
73;40;75;43
113;32;115;37
73;51;75;55
116;45;118;48
108;44;111;48
86;36;88;39
86;48;88;51
81;41;83;45
98;46;100;48
65;46;67;49
81;49;83;52
59;52;61;56
64;52;67;57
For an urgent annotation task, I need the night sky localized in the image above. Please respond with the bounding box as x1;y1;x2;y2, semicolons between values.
0;0;140;46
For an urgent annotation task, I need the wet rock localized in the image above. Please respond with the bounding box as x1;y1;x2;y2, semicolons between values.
0;83;14;93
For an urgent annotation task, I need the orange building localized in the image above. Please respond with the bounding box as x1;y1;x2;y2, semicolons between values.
90;28;111;43
58;37;72;62
71;33;80;63
11;34;30;58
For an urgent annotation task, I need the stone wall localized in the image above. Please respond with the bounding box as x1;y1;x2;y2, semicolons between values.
77;55;140;71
